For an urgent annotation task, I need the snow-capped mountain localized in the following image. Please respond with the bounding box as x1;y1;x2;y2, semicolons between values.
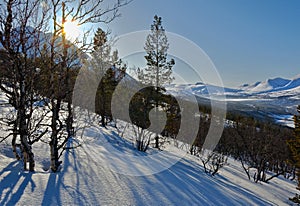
169;74;300;97
241;75;300;94
164;74;300;127
166;74;300;100
241;78;290;93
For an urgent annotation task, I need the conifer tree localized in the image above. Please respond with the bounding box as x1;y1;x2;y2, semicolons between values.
288;105;300;203
94;28;108;51
138;15;175;87
92;28;126;126
93;28;112;126
137;15;175;148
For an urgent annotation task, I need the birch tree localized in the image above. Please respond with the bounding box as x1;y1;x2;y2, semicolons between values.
0;0;50;171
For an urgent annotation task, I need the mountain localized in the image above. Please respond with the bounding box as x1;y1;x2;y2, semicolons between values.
241;75;300;94
2;26;298;127
165;75;300;127
242;77;290;93
167;74;300;98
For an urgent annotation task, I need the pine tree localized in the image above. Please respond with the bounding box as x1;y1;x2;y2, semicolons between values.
93;28;112;126
92;28;126;127
288;105;300;203
137;15;175;149
94;28;107;51
138;15;175;87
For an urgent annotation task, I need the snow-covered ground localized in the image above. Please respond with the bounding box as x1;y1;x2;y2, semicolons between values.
272;114;295;128
0;121;298;206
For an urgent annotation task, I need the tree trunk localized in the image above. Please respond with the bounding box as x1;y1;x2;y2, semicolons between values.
155;135;159;148
101;114;106;127
136;140;141;151
100;83;106;127
50;99;62;172
19;118;35;171
50;133;59;172
66;101;74;138
11;118;20;160
265;171;284;183
19;77;35;171
240;159;251;180
63;8;74;139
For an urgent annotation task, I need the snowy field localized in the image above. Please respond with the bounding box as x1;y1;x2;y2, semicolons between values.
0;122;298;206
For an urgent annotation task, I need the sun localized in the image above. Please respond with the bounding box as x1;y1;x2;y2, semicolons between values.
63;20;81;41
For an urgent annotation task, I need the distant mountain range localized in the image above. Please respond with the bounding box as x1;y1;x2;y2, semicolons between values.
165;75;300;127
167;74;300;98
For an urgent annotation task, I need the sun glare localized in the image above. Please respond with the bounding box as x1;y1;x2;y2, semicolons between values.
64;20;81;41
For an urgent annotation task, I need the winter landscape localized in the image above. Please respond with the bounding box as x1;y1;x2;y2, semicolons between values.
0;0;300;206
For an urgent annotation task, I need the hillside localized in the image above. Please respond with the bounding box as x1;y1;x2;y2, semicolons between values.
0;120;298;205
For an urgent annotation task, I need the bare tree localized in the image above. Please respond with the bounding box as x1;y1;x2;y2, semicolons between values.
199;149;228;176
225;116;293;183
0;0;50;171
46;0;131;172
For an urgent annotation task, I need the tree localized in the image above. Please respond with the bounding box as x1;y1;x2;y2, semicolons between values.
223;116;293;183
91;27;126;127
137;15;175;149
94;28;108;52
288;105;300;203
46;0;131;172
0;0;50;171
93;28;114;127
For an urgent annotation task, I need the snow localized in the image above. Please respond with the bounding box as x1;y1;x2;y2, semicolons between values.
272;114;295;128
0;119;298;205
166;83;240;98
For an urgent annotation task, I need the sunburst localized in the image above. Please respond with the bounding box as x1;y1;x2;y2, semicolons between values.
63;20;81;41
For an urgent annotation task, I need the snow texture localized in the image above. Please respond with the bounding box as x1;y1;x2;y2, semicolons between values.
0;121;298;206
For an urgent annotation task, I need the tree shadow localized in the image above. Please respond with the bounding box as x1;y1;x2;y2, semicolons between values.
122;158;274;205
41;172;63;206
41;139;88;206
0;160;36;205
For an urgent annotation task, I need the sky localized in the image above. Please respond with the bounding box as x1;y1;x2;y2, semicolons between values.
105;0;300;88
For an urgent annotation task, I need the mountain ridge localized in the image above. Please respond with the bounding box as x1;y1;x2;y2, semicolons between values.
240;75;300;94
165;74;300;127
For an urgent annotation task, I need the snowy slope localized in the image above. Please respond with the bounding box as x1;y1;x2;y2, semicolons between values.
0;120;298;206
0;84;298;205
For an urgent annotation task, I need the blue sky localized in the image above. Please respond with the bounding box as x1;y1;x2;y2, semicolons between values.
107;0;300;87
